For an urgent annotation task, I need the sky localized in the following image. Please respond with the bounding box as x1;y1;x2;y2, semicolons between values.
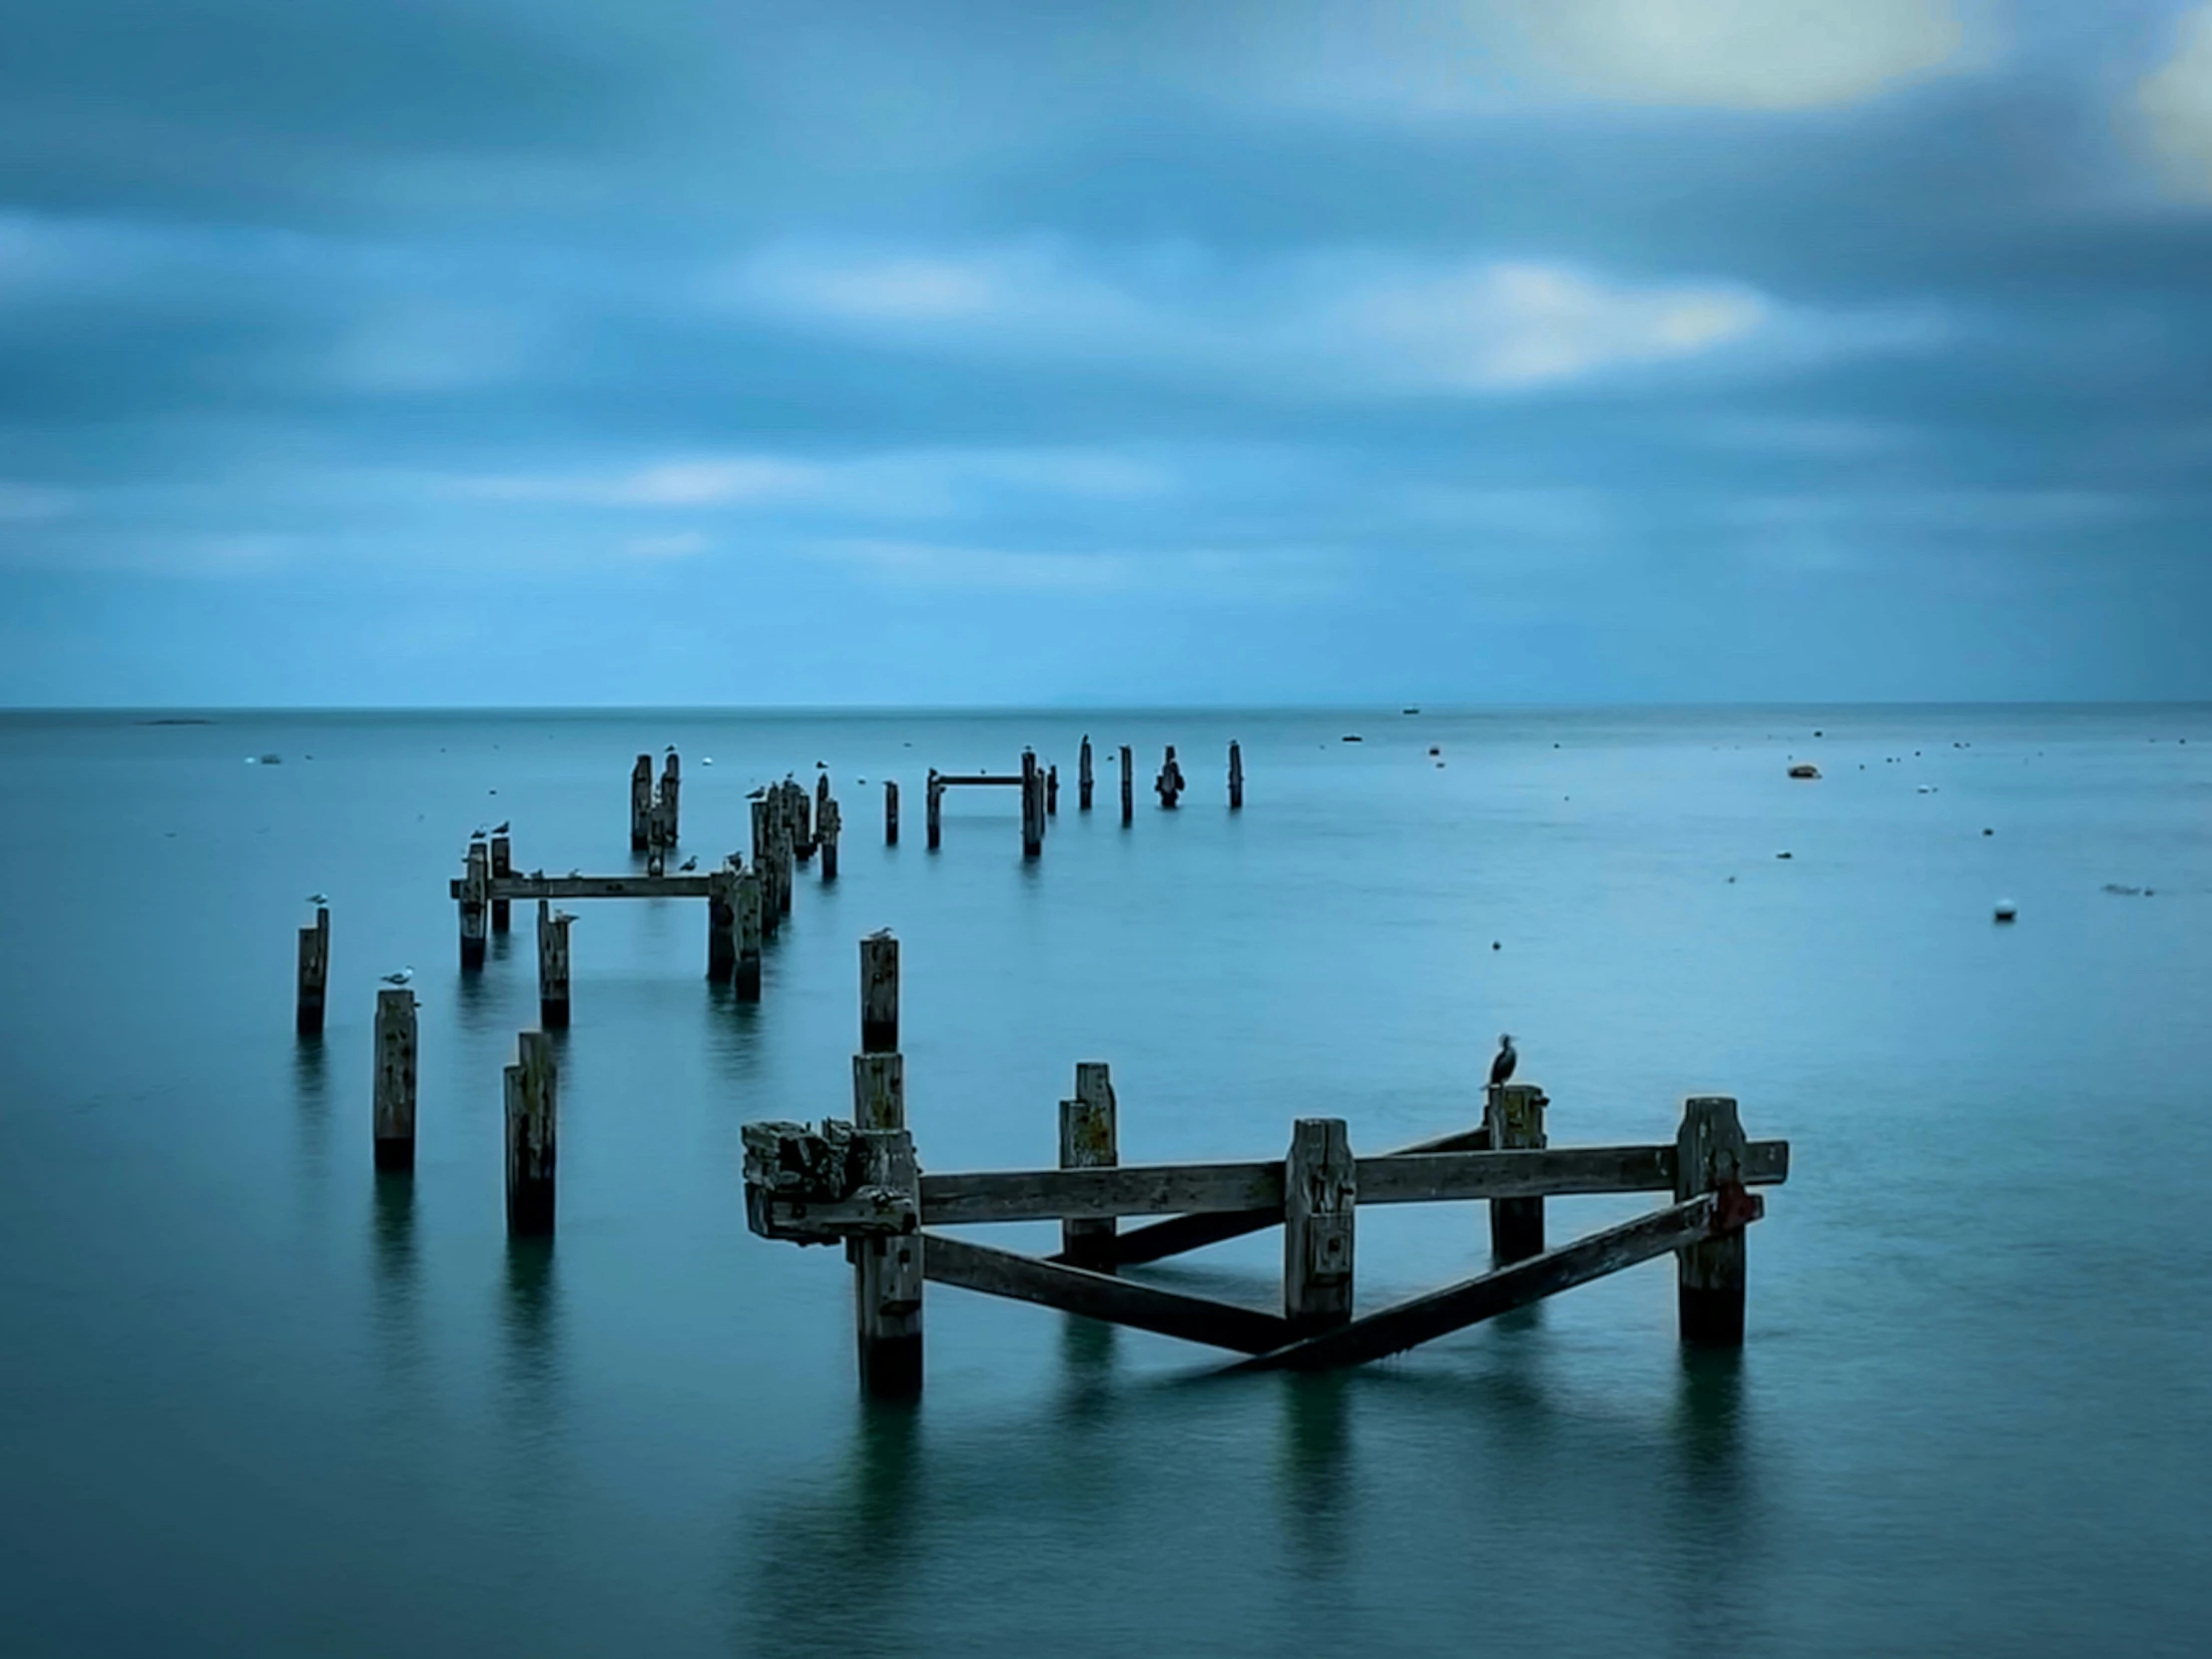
2;0;2211;707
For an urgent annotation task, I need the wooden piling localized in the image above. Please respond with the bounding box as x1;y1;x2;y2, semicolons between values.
1059;1063;1119;1271
294;906;329;1035
735;868;763;1000
820;796;840;881
658;753;681;847
1284;1118;1356;1334
1485;1082;1548;1263
775;803;795;916
791;779;815;863
490;834;513;931
503;1029;557;1236
816;772;830;832
372;987;417;1171
1156;745;1185;810
459;840;489;969
1046;765;1058;817
852;1049;921;1397
1676;1095;1750;1346
707;868;736;980
1021;751;1044;858
536;899;571;1028
1079;736;1094;812
631;755;653;850
1229;741;1243;811
1119;746;1133;825
885;779;899;845
926;770;943;850
860;932;898;1054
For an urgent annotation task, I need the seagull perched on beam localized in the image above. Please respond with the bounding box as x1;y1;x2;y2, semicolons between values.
305;892;327;906
469;827;487;839
381;966;414;986
492;821;509;834
1489;1034;1517;1088
679;855;698;871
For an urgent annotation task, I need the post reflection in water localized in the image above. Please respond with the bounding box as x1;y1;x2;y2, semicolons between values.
1275;1372;1353;1575
1666;1346;1760;1614
500;1237;563;1411
1055;1314;1118;1425
368;1171;426;1396
290;1034;329;1174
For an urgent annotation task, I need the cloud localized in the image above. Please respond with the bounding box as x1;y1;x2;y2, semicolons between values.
465;457;822;507
1506;0;1971;112
729;241;1791;394
813;538;1137;591
2138;3;2212;196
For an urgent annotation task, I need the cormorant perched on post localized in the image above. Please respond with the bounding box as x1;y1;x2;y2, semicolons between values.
1489;1033;1517;1088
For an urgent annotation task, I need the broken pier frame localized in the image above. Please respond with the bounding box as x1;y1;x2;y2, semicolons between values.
631;752;682;851
744;937;1791;1397
920;752;1053;857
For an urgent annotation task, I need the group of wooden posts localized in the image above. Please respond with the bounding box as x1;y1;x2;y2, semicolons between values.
911;737;1244;856
743;930;1790;1396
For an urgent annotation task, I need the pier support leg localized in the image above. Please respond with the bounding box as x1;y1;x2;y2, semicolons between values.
295;905;329;1035
1046;765;1058;817
1229;741;1243;811
490;835;512;932
792;780;815;863
372;986;417;1171
1156;745;1185;810
1021;750;1043;858
1284;1118;1355;1335
1079;736;1093;812
852;1049;920;1397
820;798;840;882
1676;1095;1749;1346
885;780;899;845
926;771;943;850
1120;747;1133;826
504;1030;557;1236
658;754;681;848
860;931;898;1054
631;755;653;850
707;869;736;981
1486;1082;1548;1263
459;840;489;970
735;870;763;1001
536;899;571;1028
1059;1062;1119;1271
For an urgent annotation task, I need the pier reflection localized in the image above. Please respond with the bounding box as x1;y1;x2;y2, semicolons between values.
1275;1371;1353;1573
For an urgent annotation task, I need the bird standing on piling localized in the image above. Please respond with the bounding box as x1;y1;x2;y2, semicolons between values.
492;821;509;834
381;967;414;986
1489;1034;1517;1088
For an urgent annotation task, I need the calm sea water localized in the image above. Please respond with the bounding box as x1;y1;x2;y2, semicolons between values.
2;706;2207;1657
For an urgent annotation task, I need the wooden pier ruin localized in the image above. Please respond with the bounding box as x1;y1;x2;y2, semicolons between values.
630;752;682;851
922;750;1053;857
744;932;1789;1396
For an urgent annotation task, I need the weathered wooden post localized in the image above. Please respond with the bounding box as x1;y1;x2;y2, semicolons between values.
751;798;780;936
707;867;737;981
1079;736;1094;812
294;906;330;1035
459;840;490;969
1119;746;1133;825
791;778;815;863
536;899;571;1028
1046;764;1058;817
1676;1095;1750;1346
1021;750;1044;858
885;779;899;845
1229;741;1244;811
631;755;654;850
372;987;417;1171
1156;745;1185;809
489;834;513;932
1284;1118;1356;1335
735;868;763;1001
1485;1082;1548;1262
775;800;795;916
816;772;830;831
1059;1062;1119;1271
926;770;943;850
852;973;921;1397
860;930;898;1053
503;1029;557;1236
819;796;841;882
658;752;681;847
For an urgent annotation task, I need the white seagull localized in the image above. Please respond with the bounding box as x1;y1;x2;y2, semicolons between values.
381;966;414;986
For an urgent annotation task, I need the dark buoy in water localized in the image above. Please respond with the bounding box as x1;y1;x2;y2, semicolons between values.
1491;940;1500;950
1993;901;2017;923
1776;850;1794;860
1983;828;1994;836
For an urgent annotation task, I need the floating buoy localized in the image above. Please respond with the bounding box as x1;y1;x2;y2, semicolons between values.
1776;850;1794;860
1982;828;1993;835
1993;901;2017;923
1428;746;1440;756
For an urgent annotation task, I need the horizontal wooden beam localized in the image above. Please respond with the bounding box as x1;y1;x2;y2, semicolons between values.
448;874;717;901
927;1139;1789;1227
922;1161;1284;1226
933;775;1023;787
1230;1191;1760;1374
921;1232;1293;1355
1093;1123;1490;1269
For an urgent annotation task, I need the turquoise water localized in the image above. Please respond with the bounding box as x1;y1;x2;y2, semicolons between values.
2;706;2207;1656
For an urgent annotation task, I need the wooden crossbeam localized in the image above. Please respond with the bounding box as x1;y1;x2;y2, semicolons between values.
1228;1191;1758;1374
922;1139;1789;1227
933;774;1023;787
449;874;718;901
1088;1123;1491;1268
920;1233;1293;1355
